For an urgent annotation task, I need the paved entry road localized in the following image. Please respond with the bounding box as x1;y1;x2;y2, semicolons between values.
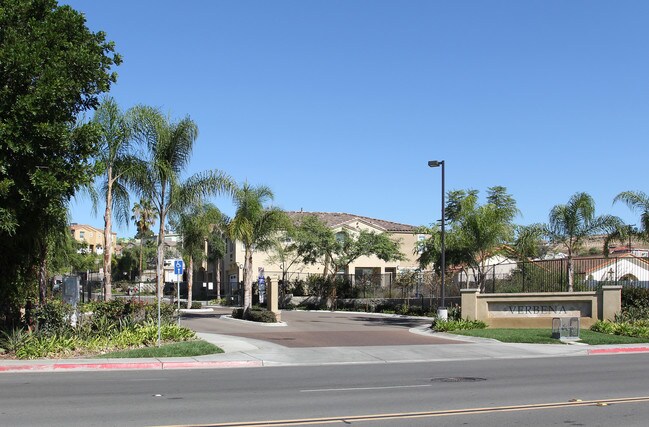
181;309;465;347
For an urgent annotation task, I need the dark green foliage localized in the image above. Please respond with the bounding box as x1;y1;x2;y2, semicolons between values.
232;307;277;323
618;287;649;322
0;0;120;316
431;318;487;332
34;299;74;334
2;298;189;359
179;301;202;309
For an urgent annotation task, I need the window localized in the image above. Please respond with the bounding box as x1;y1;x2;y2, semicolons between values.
417;234;426;254
79;231;85;239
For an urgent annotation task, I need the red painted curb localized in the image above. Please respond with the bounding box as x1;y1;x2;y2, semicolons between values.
588;347;649;355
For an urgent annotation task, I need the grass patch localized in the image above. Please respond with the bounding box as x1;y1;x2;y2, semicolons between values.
578;330;648;345
100;340;223;359
449;328;649;345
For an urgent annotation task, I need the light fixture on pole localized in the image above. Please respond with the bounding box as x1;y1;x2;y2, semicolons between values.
428;160;447;320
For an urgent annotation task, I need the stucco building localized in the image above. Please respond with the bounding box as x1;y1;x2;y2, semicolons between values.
69;223;117;254
220;211;423;298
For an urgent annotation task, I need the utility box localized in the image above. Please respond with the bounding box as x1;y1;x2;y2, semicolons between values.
62;275;80;307
552;317;580;339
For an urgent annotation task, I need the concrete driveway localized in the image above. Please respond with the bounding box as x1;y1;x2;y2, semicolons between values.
181;308;466;348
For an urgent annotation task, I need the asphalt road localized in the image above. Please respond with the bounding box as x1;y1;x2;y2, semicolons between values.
3;353;649;426
180;309;462;347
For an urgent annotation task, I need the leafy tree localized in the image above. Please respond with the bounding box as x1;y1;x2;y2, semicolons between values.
132;198;157;279
0;0;120;313
175;203;226;307
418;187;519;292
614;191;649;241
507;224;547;261
264;225;303;300
227;183;289;312
92;97;145;300
545;192;622;291
129;106;236;300
113;246;138;282
295;215;405;285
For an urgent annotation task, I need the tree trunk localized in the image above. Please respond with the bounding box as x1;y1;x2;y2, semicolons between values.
216;257;221;300
156;215;165;300
139;239;144;280
187;256;194;308
103;173;113;301
38;240;48;304
243;248;253;312
567;257;574;292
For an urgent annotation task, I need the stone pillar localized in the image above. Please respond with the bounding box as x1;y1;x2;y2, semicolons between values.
266;276;281;322
600;285;622;321
461;288;480;320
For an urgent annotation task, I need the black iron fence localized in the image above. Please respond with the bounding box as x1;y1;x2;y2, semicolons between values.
456;257;649;293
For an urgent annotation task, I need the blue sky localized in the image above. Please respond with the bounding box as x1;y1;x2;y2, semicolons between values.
64;1;649;237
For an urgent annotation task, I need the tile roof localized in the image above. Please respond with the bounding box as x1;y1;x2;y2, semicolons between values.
285;211;417;233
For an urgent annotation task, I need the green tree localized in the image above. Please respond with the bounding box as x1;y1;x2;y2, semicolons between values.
545;192;622;291
507;224;546;261
265;225;303;300
0;0;120;313
418;187;519;292
132;198;157;279
175;203;225;307
614;191;649;241
92;97;144;300
295;215;405;284
129;106;236;301
227;183;289;312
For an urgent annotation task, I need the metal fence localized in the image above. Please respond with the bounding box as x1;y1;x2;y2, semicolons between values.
268;270;461;304
455;257;649;293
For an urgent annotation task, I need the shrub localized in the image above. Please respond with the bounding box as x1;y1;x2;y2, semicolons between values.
179;301;202;309
591;319;649;339
0;328;31;353
34;300;74;334
432;318;487;332
620;287;649;321
231;307;277;323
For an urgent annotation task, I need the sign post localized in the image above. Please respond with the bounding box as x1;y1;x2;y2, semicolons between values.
174;260;184;325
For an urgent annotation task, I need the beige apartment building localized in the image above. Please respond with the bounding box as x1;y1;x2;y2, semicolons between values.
70;223;117;254
221;211;424;297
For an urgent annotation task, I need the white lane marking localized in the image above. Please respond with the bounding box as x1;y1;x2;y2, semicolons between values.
301;384;432;393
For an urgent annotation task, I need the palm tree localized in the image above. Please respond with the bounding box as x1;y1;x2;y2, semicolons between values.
176;203;226;308
129;105;236;302
131;198;157;280
545;192;622;291
614;191;649;240
92;97;144;300
227;183;288;312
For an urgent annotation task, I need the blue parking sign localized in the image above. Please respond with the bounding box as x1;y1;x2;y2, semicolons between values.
174;260;184;275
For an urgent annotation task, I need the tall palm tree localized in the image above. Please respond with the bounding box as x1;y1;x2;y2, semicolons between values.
545;192;622;291
129;105;236;301
176;203;226;307
92;97;144;300
614;191;649;240
131;198;157;279
228;183;288;312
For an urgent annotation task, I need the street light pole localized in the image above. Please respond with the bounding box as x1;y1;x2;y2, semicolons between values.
428;160;447;320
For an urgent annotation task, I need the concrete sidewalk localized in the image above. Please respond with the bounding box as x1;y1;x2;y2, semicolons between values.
2;326;649;373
